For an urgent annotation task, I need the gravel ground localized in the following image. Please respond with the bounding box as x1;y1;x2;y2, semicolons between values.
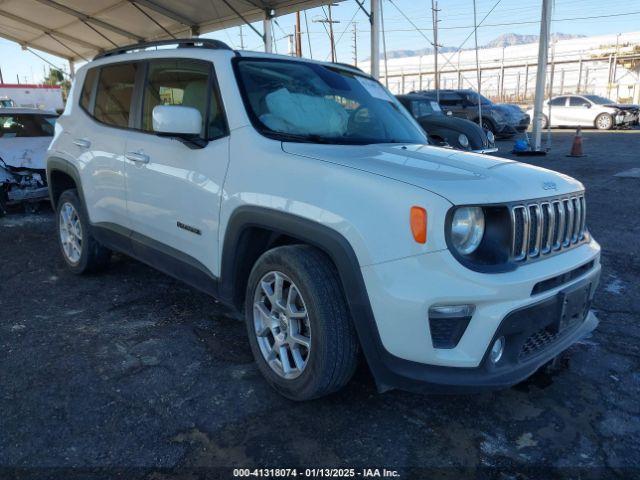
1;129;639;479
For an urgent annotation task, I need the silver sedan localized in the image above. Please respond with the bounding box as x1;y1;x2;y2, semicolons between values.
527;95;637;130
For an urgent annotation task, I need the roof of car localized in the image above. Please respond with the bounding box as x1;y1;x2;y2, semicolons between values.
398;93;436;100
235;50;366;75
0;107;58;115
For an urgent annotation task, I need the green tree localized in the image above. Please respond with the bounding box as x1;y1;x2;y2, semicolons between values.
43;68;71;102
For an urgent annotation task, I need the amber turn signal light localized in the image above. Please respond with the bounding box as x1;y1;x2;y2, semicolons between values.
410;206;427;244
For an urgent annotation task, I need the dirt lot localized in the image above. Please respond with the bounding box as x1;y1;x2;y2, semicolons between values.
1;129;639;479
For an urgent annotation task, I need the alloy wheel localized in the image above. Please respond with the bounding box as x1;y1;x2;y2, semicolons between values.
597;115;611;130
253;271;311;379
59;202;83;264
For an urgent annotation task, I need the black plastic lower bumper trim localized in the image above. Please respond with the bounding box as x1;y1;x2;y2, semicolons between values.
371;273;600;394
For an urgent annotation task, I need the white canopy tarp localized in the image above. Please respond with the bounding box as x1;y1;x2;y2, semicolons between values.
0;0;341;61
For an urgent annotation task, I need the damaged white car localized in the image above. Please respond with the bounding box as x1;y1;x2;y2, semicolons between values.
0;108;57;214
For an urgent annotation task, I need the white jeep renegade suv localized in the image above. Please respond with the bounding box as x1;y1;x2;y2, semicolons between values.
46;39;601;400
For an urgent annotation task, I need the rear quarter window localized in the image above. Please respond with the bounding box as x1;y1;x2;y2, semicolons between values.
80;68;98;112
93;63;138;128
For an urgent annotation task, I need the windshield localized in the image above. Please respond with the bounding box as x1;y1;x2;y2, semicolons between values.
234;59;427;145
465;93;493;105
583;95;615;105
0;114;57;138
410;99;442;118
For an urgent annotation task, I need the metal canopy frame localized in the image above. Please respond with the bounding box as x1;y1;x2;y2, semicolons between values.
0;0;345;64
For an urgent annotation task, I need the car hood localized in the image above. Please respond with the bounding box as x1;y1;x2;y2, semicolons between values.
494;104;527;120
282;143;583;204
419;115;488;149
0;137;50;169
604;103;639;112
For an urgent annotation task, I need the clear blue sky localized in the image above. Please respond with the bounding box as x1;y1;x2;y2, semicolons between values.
1;0;639;83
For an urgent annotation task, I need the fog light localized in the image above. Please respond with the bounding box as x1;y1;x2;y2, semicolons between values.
429;304;475;318
428;305;475;349
490;336;505;363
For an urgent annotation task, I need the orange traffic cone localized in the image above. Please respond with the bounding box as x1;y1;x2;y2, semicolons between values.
567;126;586;157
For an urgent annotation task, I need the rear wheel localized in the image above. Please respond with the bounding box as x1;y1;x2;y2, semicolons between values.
245;245;359;401
56;189;110;274
541;114;549;129
595;113;613;130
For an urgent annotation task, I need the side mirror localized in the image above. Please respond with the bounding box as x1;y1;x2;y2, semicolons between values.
582;103;591;108
153;105;202;136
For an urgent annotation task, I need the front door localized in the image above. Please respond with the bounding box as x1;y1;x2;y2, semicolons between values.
565;96;592;126
124;58;230;278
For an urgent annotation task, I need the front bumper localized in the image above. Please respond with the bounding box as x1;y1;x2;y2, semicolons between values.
358;240;601;393
471;147;499;154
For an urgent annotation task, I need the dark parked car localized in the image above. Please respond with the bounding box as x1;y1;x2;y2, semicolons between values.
412;89;530;138
397;93;497;153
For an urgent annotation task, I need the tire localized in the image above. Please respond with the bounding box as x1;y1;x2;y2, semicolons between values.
56;189;111;274
595;113;613;130
480;118;495;134
541;114;549;129
244;245;359;401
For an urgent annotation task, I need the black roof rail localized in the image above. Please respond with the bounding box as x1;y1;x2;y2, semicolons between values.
93;38;232;60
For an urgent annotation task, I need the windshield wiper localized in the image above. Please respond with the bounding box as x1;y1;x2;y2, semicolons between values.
266;131;333;144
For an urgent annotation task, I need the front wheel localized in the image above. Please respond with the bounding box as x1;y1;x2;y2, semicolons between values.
595;113;613;130
56;189;111;274
245;245;359;401
480;118;495;134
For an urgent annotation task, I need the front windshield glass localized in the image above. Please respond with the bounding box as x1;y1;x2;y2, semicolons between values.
583;95;615;105
465;93;493;105
234;59;427;145
0;114;57;137
410;99;442;118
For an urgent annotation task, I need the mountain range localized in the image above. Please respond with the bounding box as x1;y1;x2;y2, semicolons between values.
377;33;585;60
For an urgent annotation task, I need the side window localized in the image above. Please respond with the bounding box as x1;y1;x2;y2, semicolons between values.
142;59;227;140
569;97;586;106
439;93;460;107
94;63;138;128
549;96;567;106
80;68;98;112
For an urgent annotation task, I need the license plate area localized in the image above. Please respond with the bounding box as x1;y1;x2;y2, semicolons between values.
552;282;592;334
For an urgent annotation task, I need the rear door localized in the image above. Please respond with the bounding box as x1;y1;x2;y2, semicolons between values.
71;63;137;229
123;57;230;277
439;92;465;118
547;96;569;126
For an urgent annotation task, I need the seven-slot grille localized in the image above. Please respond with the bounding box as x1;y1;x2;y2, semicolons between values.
510;194;586;262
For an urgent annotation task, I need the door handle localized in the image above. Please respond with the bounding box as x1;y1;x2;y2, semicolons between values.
73;138;91;148
125;152;150;164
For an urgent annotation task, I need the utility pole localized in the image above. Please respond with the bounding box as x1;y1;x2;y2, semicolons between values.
328;5;336;62
352;22;358;67
531;0;553;152
0;67;4;84
380;0;389;86
314;5;339;62
431;0;440;102
473;0;482;128
370;0;380;78
239;25;245;50
295;11;302;56
288;34;295;56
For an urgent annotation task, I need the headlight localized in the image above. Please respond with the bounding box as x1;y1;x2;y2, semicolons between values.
485;130;495;143
450;207;485;255
458;134;469;148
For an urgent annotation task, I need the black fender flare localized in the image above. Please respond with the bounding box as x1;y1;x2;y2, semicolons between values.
46;156;86;209
220;205;401;391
